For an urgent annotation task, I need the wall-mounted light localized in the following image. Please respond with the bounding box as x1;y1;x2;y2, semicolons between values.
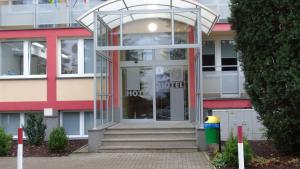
148;23;157;32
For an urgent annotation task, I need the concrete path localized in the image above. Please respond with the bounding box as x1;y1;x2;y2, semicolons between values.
0;152;213;169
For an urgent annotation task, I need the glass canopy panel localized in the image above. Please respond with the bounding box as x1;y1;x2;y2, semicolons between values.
123;13;172;46
172;0;196;8
76;0;219;34
128;5;170;11
100;1;126;11
125;0;170;7
174;14;197;44
82;14;94;28
98;14;120;46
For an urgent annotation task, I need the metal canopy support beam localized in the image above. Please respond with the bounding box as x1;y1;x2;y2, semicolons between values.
97;8;199;15
93;11;97;129
96;44;202;51
196;9;204;128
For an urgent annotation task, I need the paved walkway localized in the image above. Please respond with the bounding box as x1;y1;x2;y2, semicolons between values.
0;152;213;169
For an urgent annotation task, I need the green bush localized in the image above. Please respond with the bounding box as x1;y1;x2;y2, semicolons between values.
212;135;253;167
212;152;226;168
229;0;300;153
0;128;13;156
48;127;68;152
24;114;46;145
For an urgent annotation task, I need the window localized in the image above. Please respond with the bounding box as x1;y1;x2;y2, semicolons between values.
0;113;20;135
0;112;42;136
0;40;46;77
202;40;215;71
30;41;47;75
11;0;32;5
221;40;237;71
84;39;93;74
60;39;95;76
0;42;23;76
62;112;80;135
61;111;94;137
61;39;78;74
84;112;93;135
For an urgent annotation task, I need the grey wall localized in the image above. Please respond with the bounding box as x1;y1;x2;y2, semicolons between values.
212;109;266;141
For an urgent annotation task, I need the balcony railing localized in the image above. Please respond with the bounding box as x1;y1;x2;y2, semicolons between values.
0;0;230;30
203;66;248;99
0;0;103;29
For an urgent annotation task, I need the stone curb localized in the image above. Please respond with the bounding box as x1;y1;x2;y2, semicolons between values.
203;152;217;169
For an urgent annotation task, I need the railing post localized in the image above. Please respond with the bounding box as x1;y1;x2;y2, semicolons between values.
33;0;37;28
69;0;72;26
238;126;245;169
17;128;23;169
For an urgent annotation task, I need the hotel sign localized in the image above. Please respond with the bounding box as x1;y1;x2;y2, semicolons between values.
126;81;184;97
157;81;184;90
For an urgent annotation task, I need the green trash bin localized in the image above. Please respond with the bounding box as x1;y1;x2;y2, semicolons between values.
204;116;220;144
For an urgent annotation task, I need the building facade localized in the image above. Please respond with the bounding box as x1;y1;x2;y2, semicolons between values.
0;0;261;148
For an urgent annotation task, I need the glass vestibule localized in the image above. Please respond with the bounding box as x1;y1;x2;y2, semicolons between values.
78;2;219;127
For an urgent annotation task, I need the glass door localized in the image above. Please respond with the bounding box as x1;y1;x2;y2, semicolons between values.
155;66;189;121
121;67;154;120
120;49;189;122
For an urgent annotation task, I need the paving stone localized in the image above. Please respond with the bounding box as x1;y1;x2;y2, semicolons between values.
0;152;213;169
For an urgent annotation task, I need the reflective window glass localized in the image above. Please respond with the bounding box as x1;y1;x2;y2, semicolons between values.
156;66;189;121
61;40;78;74
84;112;93;135
202;40;215;71
30;41;47;75
84;39;93;74
62;112;80;135
0;113;20;135
221;40;237;71
0;42;23;76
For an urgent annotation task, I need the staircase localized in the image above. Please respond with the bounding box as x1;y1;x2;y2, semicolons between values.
98;123;198;153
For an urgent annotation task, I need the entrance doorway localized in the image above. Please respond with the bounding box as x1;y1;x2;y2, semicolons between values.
120;49;188;121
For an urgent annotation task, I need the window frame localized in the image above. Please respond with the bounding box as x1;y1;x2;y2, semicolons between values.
220;40;238;71
0;39;47;79
202;40;216;71
60;111;93;138
58;38;95;78
0;112;43;139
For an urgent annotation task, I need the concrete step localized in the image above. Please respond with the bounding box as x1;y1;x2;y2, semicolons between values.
106;127;195;133
99;145;198;153
103;131;195;139
101;138;196;146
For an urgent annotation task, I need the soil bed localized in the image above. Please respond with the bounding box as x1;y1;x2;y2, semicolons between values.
7;140;87;157
220;141;300;169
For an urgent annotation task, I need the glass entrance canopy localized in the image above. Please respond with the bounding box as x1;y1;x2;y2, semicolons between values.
76;0;219;128
77;0;219;34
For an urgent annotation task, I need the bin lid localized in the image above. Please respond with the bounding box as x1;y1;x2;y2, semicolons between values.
205;116;220;123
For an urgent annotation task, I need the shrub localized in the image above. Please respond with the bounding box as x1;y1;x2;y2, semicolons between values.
48;127;68;152
212;135;253;167
229;0;300;153
223;135;253;166
212;152;226;168
0;128;13;156
24;114;46;145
